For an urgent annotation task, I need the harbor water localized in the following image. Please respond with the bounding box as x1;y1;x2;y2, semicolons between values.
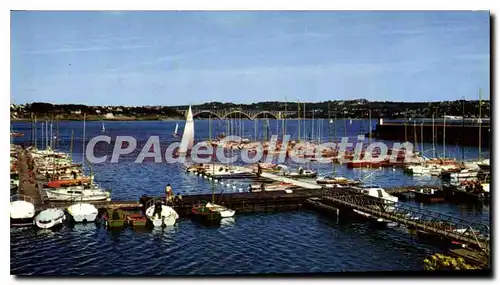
10;120;490;275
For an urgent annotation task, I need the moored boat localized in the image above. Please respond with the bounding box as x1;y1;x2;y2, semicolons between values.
35;208;65;229
126;213;147;227
411;188;445;203
205;202;235;218
316;176;361;186
10;195;35;226
67;203;98;223
191;202;222;224
45;185;110;202
45;177;92;188
145;200;179;227
105;209;126;228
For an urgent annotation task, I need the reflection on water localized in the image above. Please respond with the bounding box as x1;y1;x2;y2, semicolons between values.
220;217;236;228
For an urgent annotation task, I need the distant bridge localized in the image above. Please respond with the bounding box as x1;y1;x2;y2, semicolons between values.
176;109;297;120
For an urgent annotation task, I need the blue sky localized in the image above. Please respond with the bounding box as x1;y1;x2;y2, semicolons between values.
11;11;490;106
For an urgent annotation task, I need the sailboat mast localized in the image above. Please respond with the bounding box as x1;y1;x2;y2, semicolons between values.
478;88;482;160
443;114;446;158
334;112;337;142
41;122;44;150
303;102;306;141
284;97;287;136
432;114;436;158
404;121;407;142
70;129;74;160
298;100;301;142
413;121;417;154
83;113;86;165
311;107;314;141
369;109;372;142
209;115;212;143
420;123;424;157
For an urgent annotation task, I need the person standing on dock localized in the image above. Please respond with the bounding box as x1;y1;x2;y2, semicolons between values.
257;160;262;178
165;184;173;204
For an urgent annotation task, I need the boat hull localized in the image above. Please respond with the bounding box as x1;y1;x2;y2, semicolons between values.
69;213;98;223
67;203;99;223
45;190;110;202
11;217;34;227
35;215;65;229
145;205;179;227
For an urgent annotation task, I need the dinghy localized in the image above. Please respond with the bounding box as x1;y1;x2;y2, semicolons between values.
145;200;179;227
10;195;35;226
206;202;235;218
35;208;65;229
67;203;98;223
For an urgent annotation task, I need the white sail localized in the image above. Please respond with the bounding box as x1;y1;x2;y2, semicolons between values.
179;106;195;154
174;123;179;135
101;122;105;132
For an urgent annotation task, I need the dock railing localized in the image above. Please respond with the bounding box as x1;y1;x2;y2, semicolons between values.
322;190;490;254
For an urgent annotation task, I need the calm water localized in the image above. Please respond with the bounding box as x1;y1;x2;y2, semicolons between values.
10;120;490;275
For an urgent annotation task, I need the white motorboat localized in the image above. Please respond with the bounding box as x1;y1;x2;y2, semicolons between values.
286;167;318;178
449;169;479;180
359;186;398;203
355;185;398;212
67;203;98;223
207;165;254;179
35;208;66;229
206;202;235;218
45;185;110;201
10;195;35;226
145;201;179;227
477;159;490;172
405;165;432;175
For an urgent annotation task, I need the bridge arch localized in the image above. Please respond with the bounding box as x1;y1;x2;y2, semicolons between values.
252;111;279;120
192;110;222;120
222;110;252;120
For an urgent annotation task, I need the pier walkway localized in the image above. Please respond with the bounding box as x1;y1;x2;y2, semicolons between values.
16;148;43;209
322;190;490;253
239;166;322;189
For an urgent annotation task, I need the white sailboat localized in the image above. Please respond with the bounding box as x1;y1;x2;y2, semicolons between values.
173;122;179;137
179;106;195;154
101;122;106;133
